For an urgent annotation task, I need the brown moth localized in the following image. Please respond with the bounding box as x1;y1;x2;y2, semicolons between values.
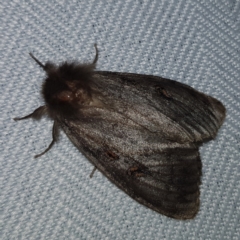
14;44;226;219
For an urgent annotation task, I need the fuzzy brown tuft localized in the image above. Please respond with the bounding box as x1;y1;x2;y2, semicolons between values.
42;62;95;119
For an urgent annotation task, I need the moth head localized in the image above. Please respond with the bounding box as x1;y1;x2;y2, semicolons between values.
29;53;95;119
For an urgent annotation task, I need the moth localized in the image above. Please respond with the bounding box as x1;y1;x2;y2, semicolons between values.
14;44;226;219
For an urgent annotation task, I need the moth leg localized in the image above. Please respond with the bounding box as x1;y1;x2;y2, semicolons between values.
34;121;59;158
14;106;46;121
92;44;98;64
89;166;97;178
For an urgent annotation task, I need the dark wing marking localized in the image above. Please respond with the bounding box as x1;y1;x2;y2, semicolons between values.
92;71;226;143
59;71;225;219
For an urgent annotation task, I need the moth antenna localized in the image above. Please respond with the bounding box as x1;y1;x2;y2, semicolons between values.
14;106;46;121
89;166;97;178
92;44;98;64
29;53;47;70
34;121;59;158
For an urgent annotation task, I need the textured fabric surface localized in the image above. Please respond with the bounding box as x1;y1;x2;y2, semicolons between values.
0;0;239;239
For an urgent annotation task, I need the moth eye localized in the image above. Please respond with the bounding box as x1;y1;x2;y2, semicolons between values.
56;91;73;102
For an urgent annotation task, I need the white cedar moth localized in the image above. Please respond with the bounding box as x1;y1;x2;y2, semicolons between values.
14;44;226;219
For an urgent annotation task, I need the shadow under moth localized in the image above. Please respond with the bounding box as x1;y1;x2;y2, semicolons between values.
14;44;226;219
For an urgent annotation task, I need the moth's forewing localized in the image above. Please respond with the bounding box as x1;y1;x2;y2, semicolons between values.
94;72;225;142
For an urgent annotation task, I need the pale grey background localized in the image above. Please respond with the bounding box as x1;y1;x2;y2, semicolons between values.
0;0;239;239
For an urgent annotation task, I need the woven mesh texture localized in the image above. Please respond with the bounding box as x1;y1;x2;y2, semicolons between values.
0;1;239;239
